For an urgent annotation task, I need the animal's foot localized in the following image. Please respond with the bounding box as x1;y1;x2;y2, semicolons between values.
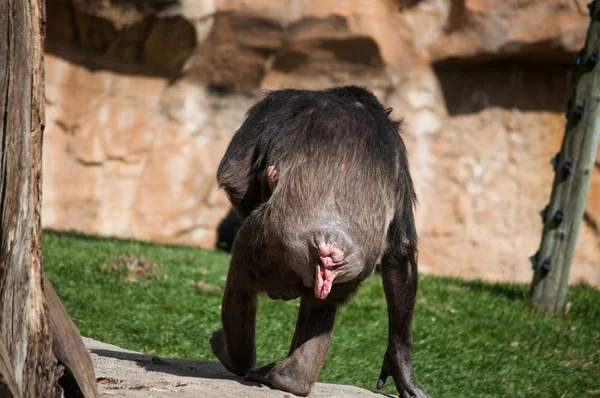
400;386;430;398
245;361;313;397
210;329;251;376
266;165;279;190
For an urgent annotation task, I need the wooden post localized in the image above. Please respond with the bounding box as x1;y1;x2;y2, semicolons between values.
530;1;600;314
0;0;99;396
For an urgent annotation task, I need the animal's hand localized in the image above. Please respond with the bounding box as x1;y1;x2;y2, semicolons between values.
377;349;430;398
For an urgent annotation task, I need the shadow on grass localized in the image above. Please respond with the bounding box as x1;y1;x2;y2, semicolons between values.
44;229;162;247
43;229;224;253
459;279;529;301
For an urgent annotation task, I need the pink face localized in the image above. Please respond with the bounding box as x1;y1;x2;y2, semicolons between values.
314;243;344;299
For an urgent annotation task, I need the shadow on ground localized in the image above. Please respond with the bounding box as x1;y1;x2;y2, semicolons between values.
91;348;261;389
459;279;528;301
88;339;393;397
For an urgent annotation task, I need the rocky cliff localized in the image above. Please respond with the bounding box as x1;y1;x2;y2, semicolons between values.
43;0;600;285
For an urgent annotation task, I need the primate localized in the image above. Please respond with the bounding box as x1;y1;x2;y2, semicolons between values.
211;86;429;398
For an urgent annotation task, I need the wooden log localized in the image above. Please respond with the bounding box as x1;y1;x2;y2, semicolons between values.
44;274;99;397
0;337;21;398
530;2;600;313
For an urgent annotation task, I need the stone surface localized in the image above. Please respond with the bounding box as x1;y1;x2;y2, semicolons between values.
403;0;588;62
84;337;384;397
42;0;600;285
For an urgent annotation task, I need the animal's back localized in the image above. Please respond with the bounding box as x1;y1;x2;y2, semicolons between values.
260;87;404;265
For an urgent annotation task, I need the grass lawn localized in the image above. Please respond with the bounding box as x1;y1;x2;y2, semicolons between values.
43;230;600;398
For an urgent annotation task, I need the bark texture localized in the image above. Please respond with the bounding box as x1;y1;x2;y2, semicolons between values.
0;0;57;396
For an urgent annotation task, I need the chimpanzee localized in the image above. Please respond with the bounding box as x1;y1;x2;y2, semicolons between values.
211;85;429;398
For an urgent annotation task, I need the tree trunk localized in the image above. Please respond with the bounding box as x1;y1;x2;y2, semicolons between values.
1;0;100;394
530;3;600;314
0;0;58;395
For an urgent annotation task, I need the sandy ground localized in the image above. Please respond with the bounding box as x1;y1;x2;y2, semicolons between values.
84;337;389;397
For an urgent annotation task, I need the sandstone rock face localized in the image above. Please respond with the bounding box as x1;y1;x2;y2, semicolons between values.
43;0;600;285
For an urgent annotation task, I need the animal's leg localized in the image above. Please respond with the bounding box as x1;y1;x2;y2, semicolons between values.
210;253;257;376
377;215;429;398
246;297;336;396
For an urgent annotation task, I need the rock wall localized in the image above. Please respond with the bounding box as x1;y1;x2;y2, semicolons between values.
43;0;600;285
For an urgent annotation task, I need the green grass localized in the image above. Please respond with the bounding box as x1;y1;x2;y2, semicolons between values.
43;230;600;398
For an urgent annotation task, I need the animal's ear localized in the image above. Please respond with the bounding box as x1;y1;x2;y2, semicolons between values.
384;107;393;116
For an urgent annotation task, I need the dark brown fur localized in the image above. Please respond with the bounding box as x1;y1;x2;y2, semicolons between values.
211;86;429;397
